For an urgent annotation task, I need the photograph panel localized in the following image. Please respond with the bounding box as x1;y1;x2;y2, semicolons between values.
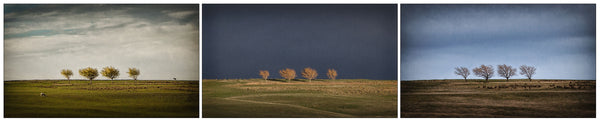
202;4;398;118
400;4;595;118
4;4;200;118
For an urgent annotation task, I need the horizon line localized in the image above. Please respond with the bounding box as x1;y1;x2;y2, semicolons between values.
201;78;397;80
400;78;596;81
4;79;199;81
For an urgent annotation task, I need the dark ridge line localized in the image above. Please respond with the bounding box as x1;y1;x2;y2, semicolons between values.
4;79;199;82
401;79;596;82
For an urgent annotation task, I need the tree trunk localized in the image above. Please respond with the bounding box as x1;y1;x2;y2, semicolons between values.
464;78;467;82
484;78;488;87
529;78;532;81
89;79;92;85
506;78;509;82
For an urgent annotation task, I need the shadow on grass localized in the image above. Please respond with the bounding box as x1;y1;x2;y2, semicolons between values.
267;79;318;82
267;79;287;82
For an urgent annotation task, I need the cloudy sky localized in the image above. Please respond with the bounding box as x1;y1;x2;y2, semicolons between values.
401;4;595;80
4;4;199;80
203;4;397;80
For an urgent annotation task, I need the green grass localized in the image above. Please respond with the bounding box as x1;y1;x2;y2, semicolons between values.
401;80;595;118
202;79;397;118
4;80;199;118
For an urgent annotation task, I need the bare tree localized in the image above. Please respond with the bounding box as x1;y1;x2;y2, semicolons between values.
454;67;470;82
79;67;99;85
327;69;338;80
520;65;536;81
61;69;73;83
301;67;318;82
259;70;269;82
473;65;494;83
279;68;296;82
497;64;516;82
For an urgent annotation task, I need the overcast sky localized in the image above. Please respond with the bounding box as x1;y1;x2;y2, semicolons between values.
203;4;397;80
401;4;595;80
4;4;199;80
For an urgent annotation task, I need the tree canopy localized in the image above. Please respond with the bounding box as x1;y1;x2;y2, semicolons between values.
127;68;140;80
101;66;120;81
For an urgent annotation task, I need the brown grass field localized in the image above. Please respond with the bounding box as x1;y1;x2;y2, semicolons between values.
401;79;595;118
203;79;397;118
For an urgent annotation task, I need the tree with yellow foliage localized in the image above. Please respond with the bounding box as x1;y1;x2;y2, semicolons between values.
101;66;120;83
127;68;140;81
301;67;318;82
79;67;99;85
61;69;73;83
279;68;296;82
259;70;269;82
327;69;338;80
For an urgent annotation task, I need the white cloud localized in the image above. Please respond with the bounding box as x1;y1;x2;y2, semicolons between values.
164;10;197;19
5;8;131;34
4;5;199;80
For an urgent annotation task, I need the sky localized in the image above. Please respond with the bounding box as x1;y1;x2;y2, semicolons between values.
401;4;595;80
4;4;199;80
203;4;398;80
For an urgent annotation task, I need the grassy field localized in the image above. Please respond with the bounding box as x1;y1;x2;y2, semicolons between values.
4;80;199;118
202;79;397;118
401;79;595;118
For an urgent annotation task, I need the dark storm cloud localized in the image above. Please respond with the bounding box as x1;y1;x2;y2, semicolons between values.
202;4;397;80
402;4;594;48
